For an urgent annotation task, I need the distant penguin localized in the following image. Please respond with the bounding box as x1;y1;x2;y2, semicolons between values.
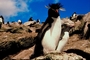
0;15;4;28
0;15;4;24
30;3;67;59
72;12;77;17
37;19;40;23
18;19;22;24
71;12;77;20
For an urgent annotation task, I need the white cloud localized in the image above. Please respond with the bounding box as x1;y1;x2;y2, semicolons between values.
0;0;30;22
0;0;29;17
15;0;29;12
0;0;45;22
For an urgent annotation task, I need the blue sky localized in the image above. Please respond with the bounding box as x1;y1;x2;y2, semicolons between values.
0;0;90;23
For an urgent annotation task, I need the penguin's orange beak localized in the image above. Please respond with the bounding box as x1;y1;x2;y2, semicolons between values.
55;9;59;13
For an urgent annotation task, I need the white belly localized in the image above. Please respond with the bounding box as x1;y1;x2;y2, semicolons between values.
0;18;2;22
42;16;61;53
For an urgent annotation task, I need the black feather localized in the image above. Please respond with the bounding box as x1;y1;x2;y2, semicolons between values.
49;3;63;9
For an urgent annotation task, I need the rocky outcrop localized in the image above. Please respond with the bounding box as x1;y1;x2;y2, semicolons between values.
0;12;90;60
32;52;86;60
0;36;35;60
1;24;32;33
69;12;90;39
24;21;36;26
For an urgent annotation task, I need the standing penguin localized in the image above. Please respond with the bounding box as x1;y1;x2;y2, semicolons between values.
0;15;4;29
30;3;67;59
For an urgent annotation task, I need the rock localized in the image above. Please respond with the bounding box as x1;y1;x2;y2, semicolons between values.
32;52;85;60
0;36;35;60
0;12;90;60
24;21;36;26
11;46;35;60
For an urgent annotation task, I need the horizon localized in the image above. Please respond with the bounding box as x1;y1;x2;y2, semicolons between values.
0;0;90;23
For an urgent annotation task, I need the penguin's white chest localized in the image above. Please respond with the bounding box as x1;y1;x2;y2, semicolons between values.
42;16;61;53
0;18;2;22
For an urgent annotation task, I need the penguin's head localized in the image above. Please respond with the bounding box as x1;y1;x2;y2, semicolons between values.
45;3;65;18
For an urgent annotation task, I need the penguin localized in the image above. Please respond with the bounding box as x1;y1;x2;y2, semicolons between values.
18;19;22;24
30;3;66;59
0;15;4;28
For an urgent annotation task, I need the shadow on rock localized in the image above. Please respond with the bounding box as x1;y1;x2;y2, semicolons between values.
0;37;35;60
65;49;90;60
